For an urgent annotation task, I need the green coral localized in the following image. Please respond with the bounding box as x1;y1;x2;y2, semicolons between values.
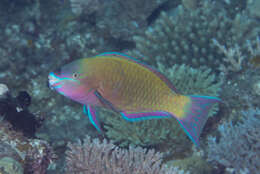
102;64;222;154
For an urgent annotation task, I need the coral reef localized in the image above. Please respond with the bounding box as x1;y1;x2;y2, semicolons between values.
0;142;24;174
247;0;260;18
215;36;260;121
0;0;259;173
65;135;189;174
103;64;221;155
129;1;259;72
0;0;104;154
0;0;173;151
212;35;260;74
69;0;168;39
212;39;245;73
207;108;260;174
171;155;213;174
0;116;55;173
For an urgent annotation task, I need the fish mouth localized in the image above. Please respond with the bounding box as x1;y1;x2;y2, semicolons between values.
48;72;80;90
48;72;63;89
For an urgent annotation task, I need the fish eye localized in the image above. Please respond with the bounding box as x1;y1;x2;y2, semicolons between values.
72;72;79;79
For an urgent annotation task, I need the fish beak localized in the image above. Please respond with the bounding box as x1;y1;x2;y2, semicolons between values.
48;72;63;90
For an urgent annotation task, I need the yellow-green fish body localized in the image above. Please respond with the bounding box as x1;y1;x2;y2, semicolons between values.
87;56;187;117
48;52;220;146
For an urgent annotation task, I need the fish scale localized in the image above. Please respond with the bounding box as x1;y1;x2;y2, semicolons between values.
104;57;172;111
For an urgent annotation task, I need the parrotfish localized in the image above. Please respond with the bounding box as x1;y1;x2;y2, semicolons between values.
48;52;221;146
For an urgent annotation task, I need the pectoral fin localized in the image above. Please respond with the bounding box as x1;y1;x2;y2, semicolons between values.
94;90;120;113
83;105;102;131
120;111;172;122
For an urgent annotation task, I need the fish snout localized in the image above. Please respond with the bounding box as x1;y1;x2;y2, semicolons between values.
48;72;62;89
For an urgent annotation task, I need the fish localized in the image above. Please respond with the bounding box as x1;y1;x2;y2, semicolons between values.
48;52;221;146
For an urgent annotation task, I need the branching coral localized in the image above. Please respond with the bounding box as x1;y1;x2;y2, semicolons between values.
129;0;259;72
65;135;189;174
207;108;260;174
213;35;260;73
212;39;245;73
68;0;168;39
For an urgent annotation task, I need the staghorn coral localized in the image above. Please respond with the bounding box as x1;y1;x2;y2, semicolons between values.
212;35;260;74
103;64;221;154
129;0;259;72
65;135;189;174
207;108;260;174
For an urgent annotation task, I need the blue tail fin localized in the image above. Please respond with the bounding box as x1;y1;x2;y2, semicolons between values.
176;95;221;147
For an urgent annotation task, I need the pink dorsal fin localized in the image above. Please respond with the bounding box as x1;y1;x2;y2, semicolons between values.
97;52;179;93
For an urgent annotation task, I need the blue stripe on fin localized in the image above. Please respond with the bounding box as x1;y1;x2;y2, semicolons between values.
97;52;143;64
120;111;172;122
83;105;102;131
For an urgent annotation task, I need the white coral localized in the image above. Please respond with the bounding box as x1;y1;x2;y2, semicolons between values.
212;38;245;73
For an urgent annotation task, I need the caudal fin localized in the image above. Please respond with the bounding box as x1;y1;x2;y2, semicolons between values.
176;95;221;147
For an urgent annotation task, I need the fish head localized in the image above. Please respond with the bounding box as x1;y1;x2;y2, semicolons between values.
48;59;91;102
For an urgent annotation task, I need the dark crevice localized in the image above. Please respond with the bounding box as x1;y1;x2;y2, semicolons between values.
147;0;181;25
